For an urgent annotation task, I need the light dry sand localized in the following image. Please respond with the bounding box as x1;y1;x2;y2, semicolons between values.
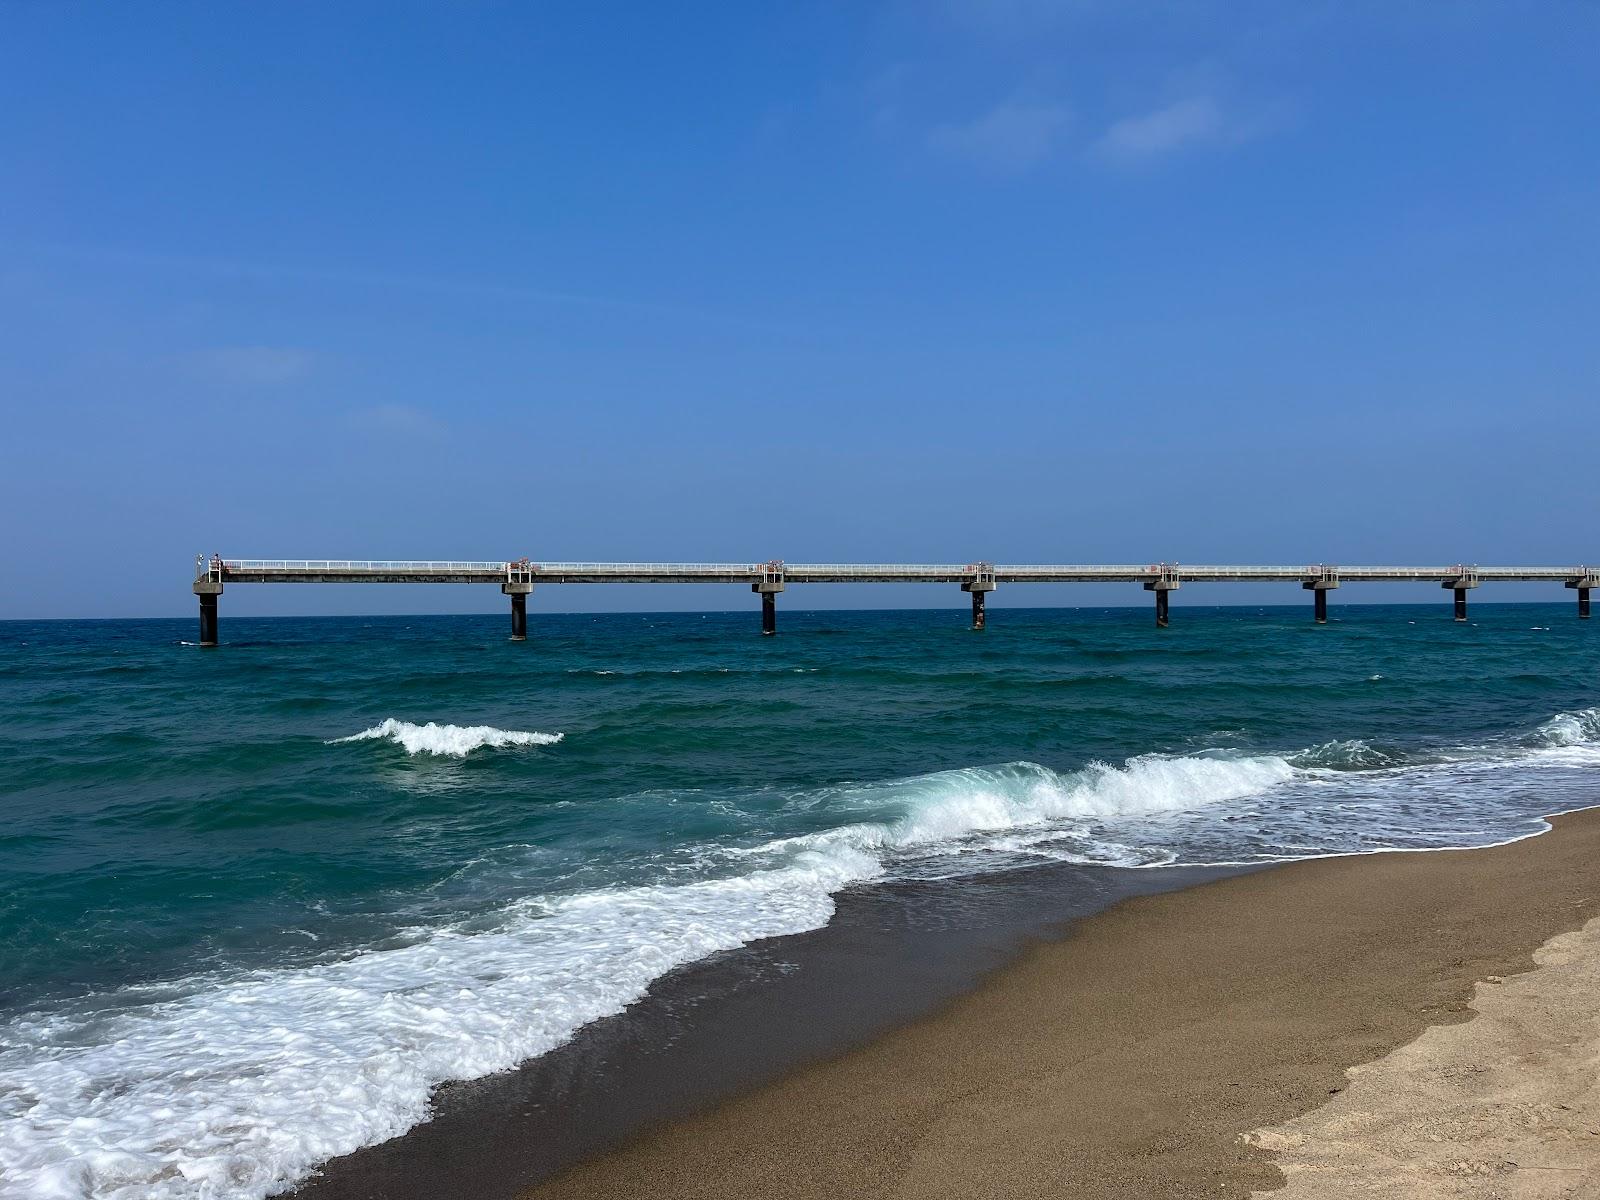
1249;917;1600;1199
524;809;1600;1200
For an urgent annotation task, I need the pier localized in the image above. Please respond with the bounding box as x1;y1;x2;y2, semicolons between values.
191;558;1597;645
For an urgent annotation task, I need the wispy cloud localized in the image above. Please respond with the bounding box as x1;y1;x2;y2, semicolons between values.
1091;94;1287;165
178;346;314;386
928;101;1074;172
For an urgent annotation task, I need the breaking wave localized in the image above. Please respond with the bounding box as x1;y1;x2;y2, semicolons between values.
329;719;563;758
6;708;1600;1199
0;851;868;1200
1535;707;1600;747
766;754;1295;859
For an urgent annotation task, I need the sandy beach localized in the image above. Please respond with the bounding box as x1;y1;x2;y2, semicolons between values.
1250;914;1600;1196
518;808;1600;1200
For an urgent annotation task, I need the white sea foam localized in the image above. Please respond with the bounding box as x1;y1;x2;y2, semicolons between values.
737;753;1296;865
0;848;877;1200
7;713;1600;1200
1535;708;1600;748
329;719;563;758
874;754;1292;849
0;749;1295;1200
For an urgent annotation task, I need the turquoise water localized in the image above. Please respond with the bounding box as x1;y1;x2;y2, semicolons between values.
2;604;1598;1199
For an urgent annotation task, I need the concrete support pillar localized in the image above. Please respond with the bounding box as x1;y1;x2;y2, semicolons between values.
1303;574;1338;624
1564;577;1593;619
198;593;219;646
193;579;223;647
502;582;533;642
1443;572;1478;622
754;566;784;637
962;569;995;631
1144;569;1178;628
1145;579;1184;633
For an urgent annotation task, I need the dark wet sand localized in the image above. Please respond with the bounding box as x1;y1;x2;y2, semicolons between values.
522;808;1600;1200
294;859;1246;1200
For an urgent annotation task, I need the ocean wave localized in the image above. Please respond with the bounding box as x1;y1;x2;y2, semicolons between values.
870;754;1292;850
0;847;876;1200
329;719;563;758
1289;739;1407;770
1534;708;1600;747
734;753;1296;867
8;708;1600;1199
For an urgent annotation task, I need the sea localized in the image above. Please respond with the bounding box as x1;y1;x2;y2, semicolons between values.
2;603;1597;1199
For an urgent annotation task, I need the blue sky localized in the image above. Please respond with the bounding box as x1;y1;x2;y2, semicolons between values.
3;2;1597;618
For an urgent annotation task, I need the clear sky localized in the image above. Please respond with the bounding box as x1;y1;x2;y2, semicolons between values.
3;2;1597;618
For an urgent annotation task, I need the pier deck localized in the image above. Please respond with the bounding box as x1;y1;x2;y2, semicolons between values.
189;558;1597;644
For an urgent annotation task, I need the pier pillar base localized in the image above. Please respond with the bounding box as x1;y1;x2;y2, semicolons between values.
1443;573;1478;622
1564;578;1594;619
1143;572;1178;628
502;582;533;641
193;580;222;647
961;571;995;631
198;593;218;646
753;569;784;636
1302;578;1338;624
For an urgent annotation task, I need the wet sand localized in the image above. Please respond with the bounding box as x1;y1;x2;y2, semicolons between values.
523;809;1600;1199
293;860;1247;1200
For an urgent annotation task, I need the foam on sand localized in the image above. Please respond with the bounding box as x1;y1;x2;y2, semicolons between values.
0;751;1291;1200
7;710;1600;1199
0;849;874;1200
329;719;563;757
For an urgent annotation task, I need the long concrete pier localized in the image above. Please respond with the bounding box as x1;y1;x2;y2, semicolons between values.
190;557;1597;645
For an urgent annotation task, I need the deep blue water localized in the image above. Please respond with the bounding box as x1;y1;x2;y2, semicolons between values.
2;604;1597;1199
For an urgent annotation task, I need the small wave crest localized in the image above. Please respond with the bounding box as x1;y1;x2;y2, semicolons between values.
1289;739;1407;770
1535;708;1600;748
330;719;563;758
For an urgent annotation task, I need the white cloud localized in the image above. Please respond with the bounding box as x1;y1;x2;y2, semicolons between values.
179;346;314;386
928;101;1075;172
1092;94;1285;165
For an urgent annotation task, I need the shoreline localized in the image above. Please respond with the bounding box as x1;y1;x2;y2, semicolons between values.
292;858;1253;1199
512;807;1600;1200
290;808;1600;1200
